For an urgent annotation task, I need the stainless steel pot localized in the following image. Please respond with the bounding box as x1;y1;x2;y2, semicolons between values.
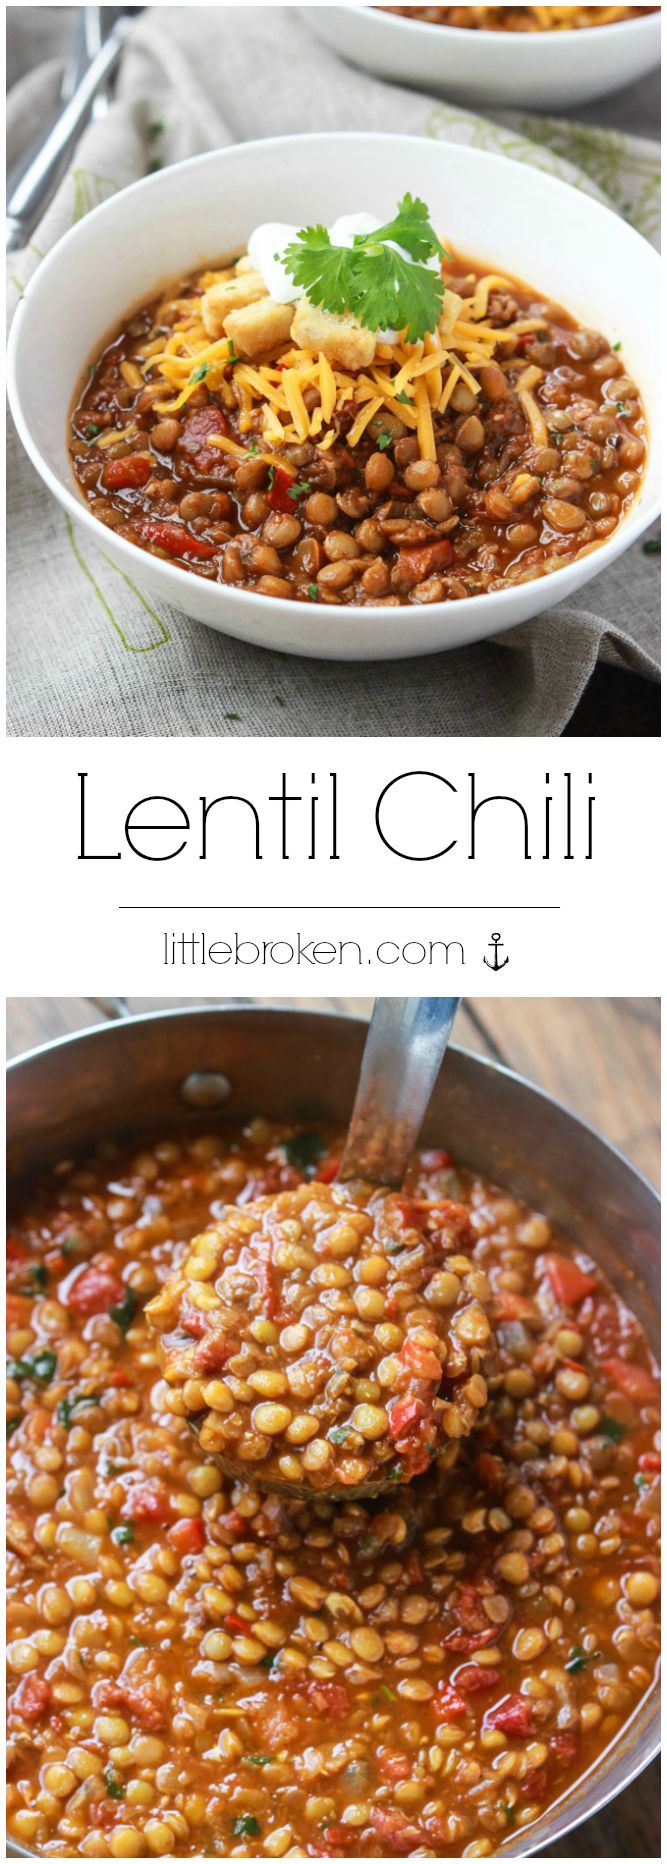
6;1004;660;1860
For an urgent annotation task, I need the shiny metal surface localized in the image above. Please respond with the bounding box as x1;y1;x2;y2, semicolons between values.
6;1004;660;1861
339;996;460;1187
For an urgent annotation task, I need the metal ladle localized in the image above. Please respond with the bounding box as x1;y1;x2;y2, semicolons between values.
338;996;461;1189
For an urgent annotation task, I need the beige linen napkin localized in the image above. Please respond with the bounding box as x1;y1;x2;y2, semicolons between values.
6;4;661;738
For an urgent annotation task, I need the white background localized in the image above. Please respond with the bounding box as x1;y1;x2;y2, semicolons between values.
7;735;660;996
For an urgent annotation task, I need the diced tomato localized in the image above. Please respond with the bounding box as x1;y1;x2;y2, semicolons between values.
10;1673;51;1721
313;1828;358;1856
399;1337;443;1382
97;1680;167;1730
168;1516;205;1556
432;1682;468;1718
454;1664;501;1694
193;1329;235;1376
175;405;231;479
638;1452;661;1473
7;1293;33;1326
301;1679;350;1719
522;1766;548;1800
110;1368;130;1387
543;1253;598;1306
180;1303;209;1339
551;1728;578;1768
224;1611;249;1635
88;1802;118;1829
388;1395;427;1442
138;519;216;560
601;1358;659;1405
485;1694;534;1738
495;1292;539;1322
102;454;152;491
314;1156;340;1184
376;1745;412;1782
251;1695;301;1750
443;1580;503;1652
370;1808;422;1855
64;1264;124;1316
397;538;453;582
121;1483;172;1525
266;466;297;513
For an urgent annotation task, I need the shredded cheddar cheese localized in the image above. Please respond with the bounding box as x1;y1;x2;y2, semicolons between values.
132;256;551;464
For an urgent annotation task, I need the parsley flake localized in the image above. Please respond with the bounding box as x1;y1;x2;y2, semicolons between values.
105;1770;126;1800
599;1416;625;1442
376;428;393;450
284;1131;326;1175
565;1645;601;1674
7;1348;57;1385
233;1815;261;1837
109;1287;138;1335
288;480;312;499
307;581;319;601
57;1390;102;1429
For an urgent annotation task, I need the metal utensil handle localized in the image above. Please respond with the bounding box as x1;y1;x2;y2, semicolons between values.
338;997;460;1188
6;23;129;251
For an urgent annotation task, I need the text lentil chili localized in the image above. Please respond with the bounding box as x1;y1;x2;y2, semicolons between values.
7;1121;660;1858
69;249;647;609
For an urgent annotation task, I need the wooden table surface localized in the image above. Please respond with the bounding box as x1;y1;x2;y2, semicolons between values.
6;998;660;1855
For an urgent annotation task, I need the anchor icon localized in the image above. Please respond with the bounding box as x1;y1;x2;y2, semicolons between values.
483;933;509;971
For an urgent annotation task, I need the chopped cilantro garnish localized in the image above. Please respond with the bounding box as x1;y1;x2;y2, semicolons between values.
7;1348;57;1384
387;1463;403;1481
233;1815;261;1837
246;437;259;454
245;1754;272;1767
501;1802;517;1827
307;581;319;601
599;1416;625;1442
111;1525;134;1545
227;340;238;363
612;340;622;351
109;1287;138;1334
284;1131;326;1174
57;1390;102;1429
190;362;208;383
23;1264;48;1292
642;537;661;555
616;401;629;413
282;194;447;343
565;1645;601;1674
328;1425;353;1446
105;1770;126;1799
258;1652;277;1671
378;1683;397;1702
267;465;275;491
61;1233;85;1255
635;1472;648;1491
288;480;312;499
395;389;413;405
376;428;393;450
85;423;101;442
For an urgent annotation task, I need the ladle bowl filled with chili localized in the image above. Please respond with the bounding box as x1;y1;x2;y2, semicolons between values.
6;1005;661;1860
8;133;660;661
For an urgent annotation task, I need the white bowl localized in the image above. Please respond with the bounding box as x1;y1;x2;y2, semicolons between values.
8;131;660;664
306;5;661;110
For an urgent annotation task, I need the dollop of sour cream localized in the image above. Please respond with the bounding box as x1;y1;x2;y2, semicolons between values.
246;211;440;344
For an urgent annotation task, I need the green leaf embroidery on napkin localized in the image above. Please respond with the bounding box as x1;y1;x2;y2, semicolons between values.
71;167;120;224
65;516;171;653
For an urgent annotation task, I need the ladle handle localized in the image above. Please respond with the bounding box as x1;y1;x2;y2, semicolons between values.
338;997;460;1189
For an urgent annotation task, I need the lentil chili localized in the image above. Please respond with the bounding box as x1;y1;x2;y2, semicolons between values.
7;1121;660;1859
148;1180;496;1497
69;246;647;609
379;8;658;30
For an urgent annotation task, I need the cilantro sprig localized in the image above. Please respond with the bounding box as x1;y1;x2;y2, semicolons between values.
282;195;447;344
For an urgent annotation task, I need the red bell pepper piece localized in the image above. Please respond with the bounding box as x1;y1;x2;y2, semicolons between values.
602;1358;659;1404
138;519;216;560
543;1253;597;1306
102;454;152;491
